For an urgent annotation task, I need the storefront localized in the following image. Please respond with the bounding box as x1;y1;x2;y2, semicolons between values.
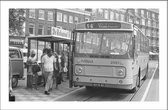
9;36;26;48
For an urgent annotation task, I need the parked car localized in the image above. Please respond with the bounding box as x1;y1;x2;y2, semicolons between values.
9;46;24;88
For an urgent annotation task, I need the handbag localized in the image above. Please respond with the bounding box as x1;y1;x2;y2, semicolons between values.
32;64;41;73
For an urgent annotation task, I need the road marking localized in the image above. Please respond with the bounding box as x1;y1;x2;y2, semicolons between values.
51;87;84;101
140;64;158;102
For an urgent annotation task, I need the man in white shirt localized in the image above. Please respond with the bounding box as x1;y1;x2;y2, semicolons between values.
42;49;56;95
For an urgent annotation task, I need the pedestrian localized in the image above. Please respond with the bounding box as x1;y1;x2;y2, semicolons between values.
41;49;56;95
9;58;13;92
27;50;39;90
63;52;68;79
41;48;48;86
53;52;59;89
60;52;66;82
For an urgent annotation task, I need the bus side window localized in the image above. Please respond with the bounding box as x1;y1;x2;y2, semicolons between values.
135;31;140;52
140;33;144;52
134;30;140;58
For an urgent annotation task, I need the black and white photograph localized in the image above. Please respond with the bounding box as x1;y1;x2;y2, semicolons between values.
1;1;167;110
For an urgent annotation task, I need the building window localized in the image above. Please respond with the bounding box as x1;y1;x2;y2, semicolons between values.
155;31;157;37
147;29;151;36
39;10;45;20
104;10;109;19
85;17;90;21
121;14;124;21
74;17;79;23
141;18;145;25
47;27;51;35
141;28;145;35
98;8;103;16
148;20;151;26
38;24;44;35
29;23;35;35
110;11;114;20
29;9;35;18
69;16;73;23
116;13;119;20
153;22;156;28
48;11;53;21
152;30;156;37
57;12;62;22
135;18;140;24
63;14;68;23
141;10;144;16
152;13;155;19
156;23;159;28
98;8;103;13
135;9;138;14
157;31;159;37
147;11;150;18
129;16;133;23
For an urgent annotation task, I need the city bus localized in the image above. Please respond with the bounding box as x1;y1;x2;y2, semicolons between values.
70;20;149;92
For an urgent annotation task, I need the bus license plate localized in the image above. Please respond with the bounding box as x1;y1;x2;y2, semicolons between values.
92;83;105;87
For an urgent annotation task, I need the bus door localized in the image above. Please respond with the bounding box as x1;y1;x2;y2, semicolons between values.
66;43;73;88
68;31;76;88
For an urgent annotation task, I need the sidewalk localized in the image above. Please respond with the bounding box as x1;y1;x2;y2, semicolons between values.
12;79;79;101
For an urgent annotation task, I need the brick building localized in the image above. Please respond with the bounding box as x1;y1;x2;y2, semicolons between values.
126;8;159;53
24;8;91;51
90;8;127;22
25;8;91;36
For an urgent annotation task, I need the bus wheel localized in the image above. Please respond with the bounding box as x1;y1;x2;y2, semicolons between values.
130;72;140;93
12;76;18;88
137;71;141;87
143;64;148;80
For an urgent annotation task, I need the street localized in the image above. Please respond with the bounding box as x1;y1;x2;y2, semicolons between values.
12;60;159;101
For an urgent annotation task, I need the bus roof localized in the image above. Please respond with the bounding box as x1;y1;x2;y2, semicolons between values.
74;29;133;32
9;46;19;49
76;20;133;25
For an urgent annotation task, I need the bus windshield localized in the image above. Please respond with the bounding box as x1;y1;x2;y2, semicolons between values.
75;31;132;55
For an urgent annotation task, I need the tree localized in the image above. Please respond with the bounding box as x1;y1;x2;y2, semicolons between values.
9;9;26;36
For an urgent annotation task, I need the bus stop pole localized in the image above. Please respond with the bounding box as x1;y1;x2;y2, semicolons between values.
51;42;54;51
27;38;33;88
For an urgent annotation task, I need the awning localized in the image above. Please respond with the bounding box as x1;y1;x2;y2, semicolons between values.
27;35;73;44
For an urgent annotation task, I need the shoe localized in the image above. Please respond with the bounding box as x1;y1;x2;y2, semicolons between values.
44;91;50;95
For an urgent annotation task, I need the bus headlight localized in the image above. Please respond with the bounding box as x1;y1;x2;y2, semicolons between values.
114;68;126;78
118;69;124;76
75;66;83;75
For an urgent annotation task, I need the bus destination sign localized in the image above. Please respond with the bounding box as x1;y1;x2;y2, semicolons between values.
85;22;121;29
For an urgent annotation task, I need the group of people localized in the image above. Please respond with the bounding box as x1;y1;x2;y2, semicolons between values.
27;48;68;95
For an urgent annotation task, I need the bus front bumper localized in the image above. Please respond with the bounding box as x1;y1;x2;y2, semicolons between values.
73;81;133;90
